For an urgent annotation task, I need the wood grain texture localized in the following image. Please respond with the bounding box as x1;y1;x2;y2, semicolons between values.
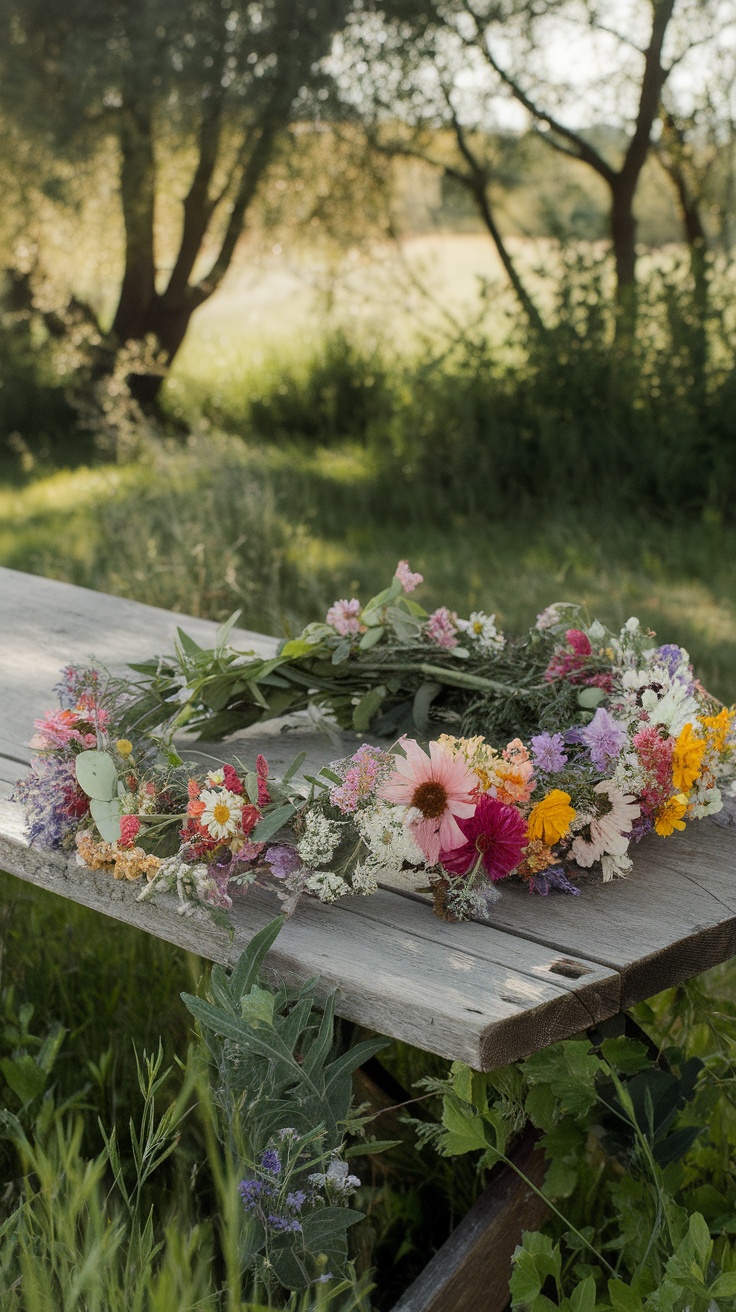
4;566;736;1059
0;797;619;1068
390;1127;548;1312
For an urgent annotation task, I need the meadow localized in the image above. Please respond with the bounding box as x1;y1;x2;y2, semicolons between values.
3;232;736;1307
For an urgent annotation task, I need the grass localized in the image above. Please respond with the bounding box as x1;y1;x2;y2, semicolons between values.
2;432;736;702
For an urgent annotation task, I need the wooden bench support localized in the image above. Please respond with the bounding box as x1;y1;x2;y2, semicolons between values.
390;1127;548;1312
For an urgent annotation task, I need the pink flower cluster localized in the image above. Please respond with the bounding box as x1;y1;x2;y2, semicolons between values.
326;598;363;637
425;607;458;649
395;560;424;593
633;724;674;818
29;708;98;751
330;744;394;814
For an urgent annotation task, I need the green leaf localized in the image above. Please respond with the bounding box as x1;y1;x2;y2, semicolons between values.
281;751;308;783
412;680;442;735
279;638;320;660
331;640;351;665
228;919;284;1001
75;750;118;801
175;626;204;656
359;625;385;650
600;1037;651;1075
607;1279;645;1312
345;1139;402;1158
577;686;606;708
0;1055;47;1105
250;803;296;842
89;797;122;843
352;685;386;732
510;1232;562;1306
440;1098;491;1156
240;985;275;1029
569;1277;596;1312
710;1272;736;1296
214;610;242;655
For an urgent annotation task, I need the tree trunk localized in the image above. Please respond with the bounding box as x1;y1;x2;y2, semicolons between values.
610;180;638;346
112;105;157;344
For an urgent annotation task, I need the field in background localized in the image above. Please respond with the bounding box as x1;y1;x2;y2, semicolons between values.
3;432;736;703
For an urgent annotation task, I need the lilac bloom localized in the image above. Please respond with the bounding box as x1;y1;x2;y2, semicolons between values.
530;731;567;773
655;644;684;677
581;707;628;771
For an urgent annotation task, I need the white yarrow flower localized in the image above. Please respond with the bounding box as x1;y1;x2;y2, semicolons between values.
305;871;350;903
297;811;341;866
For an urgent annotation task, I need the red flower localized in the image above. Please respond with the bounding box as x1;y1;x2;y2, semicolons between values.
119;815;141;849
565;629;591;656
256;754;271;805
241;804;261;836
223;764;244;795
440;795;527;882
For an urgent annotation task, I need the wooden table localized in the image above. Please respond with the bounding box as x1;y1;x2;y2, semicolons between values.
2;565;736;1072
3;566;736;1307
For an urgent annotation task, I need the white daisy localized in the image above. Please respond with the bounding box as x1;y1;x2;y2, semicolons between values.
457;611;505;652
200;788;242;839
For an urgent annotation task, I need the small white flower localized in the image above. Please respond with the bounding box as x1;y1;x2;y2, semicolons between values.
625;617;640;633
356;801;424;873
305;871;350;903
642;685;699;738
200;788;242;839
601;852;633;882
457;611;505;652
206;768;225;786
297;811;341;866
352;863;379;895
690;786;723;819
587;620;606;643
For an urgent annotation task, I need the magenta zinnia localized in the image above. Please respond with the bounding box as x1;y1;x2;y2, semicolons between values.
439;794;527;882
379;738;477;864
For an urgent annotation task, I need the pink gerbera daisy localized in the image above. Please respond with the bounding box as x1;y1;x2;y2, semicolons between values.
379;737;477;864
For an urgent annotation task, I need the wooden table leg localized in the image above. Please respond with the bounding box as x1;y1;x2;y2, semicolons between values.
389;1126;548;1312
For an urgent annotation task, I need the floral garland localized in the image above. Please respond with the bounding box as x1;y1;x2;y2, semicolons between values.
13;566;736;923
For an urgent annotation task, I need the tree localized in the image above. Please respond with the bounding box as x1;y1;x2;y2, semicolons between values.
0;0;350;402
342;0;733;341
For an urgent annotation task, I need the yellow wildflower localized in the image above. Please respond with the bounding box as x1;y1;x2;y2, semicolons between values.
699;708;733;754
672;723;707;792
527;789;576;846
116;738;134;758
654;793;688;837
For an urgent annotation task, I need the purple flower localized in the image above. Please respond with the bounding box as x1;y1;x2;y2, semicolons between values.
268;1214;302;1233
655;644;684;677
530;731;567;774
529;867;581;896
286;1190;307;1211
581;707;628;771
630;814;654;843
264;844;304;879
12;756;88;849
261;1148;281;1175
239;1178;267;1208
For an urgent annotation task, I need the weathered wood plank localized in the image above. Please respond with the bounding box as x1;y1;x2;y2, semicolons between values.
483;821;736;1007
0;798;619;1069
390;1127;548;1312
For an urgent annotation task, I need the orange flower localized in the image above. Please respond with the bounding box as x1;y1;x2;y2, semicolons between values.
672;723;706;792
527;789;576;846
655;793;688;837
700;708;733;754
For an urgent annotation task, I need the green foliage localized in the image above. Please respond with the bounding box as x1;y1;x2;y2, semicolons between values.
418;1014;736;1305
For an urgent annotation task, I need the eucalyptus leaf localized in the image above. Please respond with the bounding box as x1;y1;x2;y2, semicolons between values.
75;750;119;801
352;684;386;732
577;686;606;709
89;796;123;843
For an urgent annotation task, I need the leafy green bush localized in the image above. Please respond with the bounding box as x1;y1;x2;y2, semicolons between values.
413;971;736;1308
